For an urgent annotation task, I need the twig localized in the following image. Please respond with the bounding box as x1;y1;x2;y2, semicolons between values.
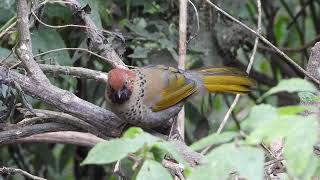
264;157;284;167
33;47;118;67
0;21;16;40
286;0;313;29
0;167;46;180
206;0;320;85
30;7;112;35
187;0;200;44
15;0;49;83
217;0;262;134
177;0;188;140
201;0;262;155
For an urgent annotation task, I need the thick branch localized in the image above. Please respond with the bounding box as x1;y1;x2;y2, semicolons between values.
0;167;46;180
0;66;124;137
0;122;75;143
0;131;103;147
306;42;320;83
17;108;106;138
302;42;320;106
15;0;49;83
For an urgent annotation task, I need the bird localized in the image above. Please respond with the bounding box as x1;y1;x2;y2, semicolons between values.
105;65;255;128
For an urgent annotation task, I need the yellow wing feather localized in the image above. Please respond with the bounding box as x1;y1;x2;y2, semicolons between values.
152;81;196;112
151;66;197;112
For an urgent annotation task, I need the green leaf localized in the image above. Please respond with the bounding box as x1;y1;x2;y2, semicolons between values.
31;27;72;66
189;143;264;180
78;0;102;28
259;78;317;100
277;105;306;115
298;91;320;103
283;116;318;178
245;113;319;178
241;104;278;131
82;127;158;165
126;18;151;38
135;159;172;180
44;3;72;21
122;127;144;138
82;139;139;165
128;47;151;58
189;131;237;151
153;141;188;166
0;47;15;62
246;115;299;144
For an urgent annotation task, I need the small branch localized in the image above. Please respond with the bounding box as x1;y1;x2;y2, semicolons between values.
206;0;320;85
0;167;46;180
34;47;118;67
0;21;16;40
177;0;188;140
286;0;313;29
258;34;320;53
15;0;49;83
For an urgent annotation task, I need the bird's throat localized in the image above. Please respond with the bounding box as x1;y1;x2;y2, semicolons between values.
109;88;132;104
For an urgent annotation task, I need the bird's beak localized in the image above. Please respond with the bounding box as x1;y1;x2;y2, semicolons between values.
117;90;121;99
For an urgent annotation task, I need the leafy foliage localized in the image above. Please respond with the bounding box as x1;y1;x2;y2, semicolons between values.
189;143;264;180
260;78;317;100
83;127;187;167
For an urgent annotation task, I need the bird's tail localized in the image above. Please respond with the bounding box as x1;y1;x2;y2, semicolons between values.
197;67;255;94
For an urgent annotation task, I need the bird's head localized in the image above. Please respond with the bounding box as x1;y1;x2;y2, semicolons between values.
107;68;135;104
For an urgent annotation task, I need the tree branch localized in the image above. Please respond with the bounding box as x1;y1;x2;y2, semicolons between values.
0;167;46;180
0;122;76;143
63;0;127;69
0;66;124;137
17;108;107;138
38;64;108;82
15;0;49;83
0;131;103;147
5;62;108;82
177;0;188;140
